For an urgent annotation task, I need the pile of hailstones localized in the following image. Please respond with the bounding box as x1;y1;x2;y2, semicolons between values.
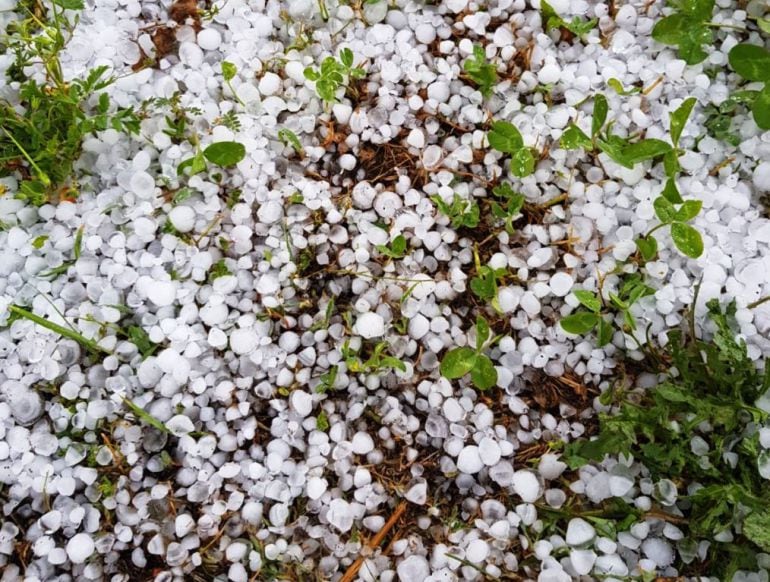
1;0;770;581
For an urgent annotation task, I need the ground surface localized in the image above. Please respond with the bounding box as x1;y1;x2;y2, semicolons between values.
1;0;770;581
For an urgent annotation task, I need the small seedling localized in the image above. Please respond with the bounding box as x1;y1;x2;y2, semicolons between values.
376;234;407;259
560;275;654;345
277;128;305;157
561;93;673;169
469;247;506;311
177;141;246;177
431;194;480;228
541;0;598;39
221;61;244;106
316;365;338;393
487;121;536;178
341;340;406;374
489;182;525;234
651;0;715;65
607;78;641;96
216;111;242;132
208;259;231;281
304;48;366;104
702;91;756;145
440;316;498;390
462;45;498;97
727;44;770;129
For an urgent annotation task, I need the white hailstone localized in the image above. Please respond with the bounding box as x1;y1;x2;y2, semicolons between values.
66;533;95;564
290;391;313;417
538;62;561;85
478;438;502;466
230;328;258;355
166;415;194;436
407;128;425;148
175;515;195;538
168;206;195;233
570;549;597;576
10;390;42;425
497;287;520;313
408;314;430;340
148;280;176;307
443;398;465;422
354;312;385;339
566;518;596;546
538;454;567;480
528;247;554;268
466;539;489;563
327;499;355;533
130;171;155;198
512;470;541;502
307;477;327;500
754;162;770;191
609;473;634;497
446;0;468;12
457;446;484;474
490;460;514;486
259;72;281;96
257;201;282;224
197;28;221;50
414;23;437;44
405;482;427;505
641;538;675;568
422;145;443;169
549;272;573;297
351;432;375;455
397;555;430;580
595;555;628;576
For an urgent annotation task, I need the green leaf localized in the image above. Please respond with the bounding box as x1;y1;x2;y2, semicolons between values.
661;177;684;204
675;0;714;20
177;152;206;176
574;290;602;313
608;78;640;95
758;17;770;35
560;124;592;149
203;142;246;167
592;94;608;137
487;121;524;153
510;148;535;177
752;85;770;130
304;67;320;81
652;14;694;45
470;355;497;391
597;317;613;347
475;316;490;351
560;312;600;335
564;17;597;37
653;196;677;223
674;199;703;222
663;150;681;178
728;44;770;82
620;139;672;165
222;61;237;82
51;0;85;9
670;97;697;147
744;510;770;552
671;222;704;258
440;347;477;379
636;236;658;261
340;48;354;68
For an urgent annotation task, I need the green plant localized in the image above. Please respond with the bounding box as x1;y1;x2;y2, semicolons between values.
208;259;231;281
440;316;498;390
564;300;770;579
6;304;111;354
607;78;641;96
462;45;498;97
431;194;480;228
560;275;654;345
221;61;244;106
487;121;536;178
727;44;770;129
651;0;715;65
277;128;305;157
468;247;507;310
561;94;673;169
303;48;366;104
316;365;338;393
489;182;525;234
541;0;598;38
376;234;407;259
216;111;242;132
177;141;246;177
702;91;755;145
341;340;406;374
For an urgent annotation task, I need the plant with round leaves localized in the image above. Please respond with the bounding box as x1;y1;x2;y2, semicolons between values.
440;316;498;391
728;43;770;130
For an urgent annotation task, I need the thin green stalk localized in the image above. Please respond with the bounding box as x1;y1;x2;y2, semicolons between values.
8;304;111;354
2;128;50;185
748;295;770;310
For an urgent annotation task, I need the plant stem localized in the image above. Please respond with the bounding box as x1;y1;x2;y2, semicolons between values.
705;21;746;31
643;222;668;239
748;295;770;309
8;305;111;354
